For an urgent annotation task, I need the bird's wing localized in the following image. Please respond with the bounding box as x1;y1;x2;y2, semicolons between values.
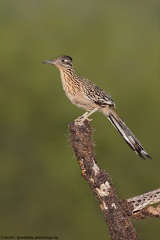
81;78;116;108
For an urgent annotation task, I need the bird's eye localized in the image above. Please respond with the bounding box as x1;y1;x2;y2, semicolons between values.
61;57;72;66
62;59;68;63
62;59;70;64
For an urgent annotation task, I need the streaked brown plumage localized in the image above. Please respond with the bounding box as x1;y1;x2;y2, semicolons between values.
43;55;152;160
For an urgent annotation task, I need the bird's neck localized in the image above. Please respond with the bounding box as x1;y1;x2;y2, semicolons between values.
59;67;79;96
59;67;77;80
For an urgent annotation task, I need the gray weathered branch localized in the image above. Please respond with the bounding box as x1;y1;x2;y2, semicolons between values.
127;189;160;212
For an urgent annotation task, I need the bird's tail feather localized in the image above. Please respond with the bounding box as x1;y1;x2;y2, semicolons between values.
107;109;152;160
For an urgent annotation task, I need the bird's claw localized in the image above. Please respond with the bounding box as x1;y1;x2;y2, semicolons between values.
75;116;92;124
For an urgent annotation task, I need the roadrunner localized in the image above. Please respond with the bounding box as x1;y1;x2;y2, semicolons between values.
43;55;152;160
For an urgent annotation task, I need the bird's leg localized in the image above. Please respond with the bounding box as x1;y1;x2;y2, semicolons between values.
75;108;100;123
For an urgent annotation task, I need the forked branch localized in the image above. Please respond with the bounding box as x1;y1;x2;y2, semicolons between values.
69;120;160;240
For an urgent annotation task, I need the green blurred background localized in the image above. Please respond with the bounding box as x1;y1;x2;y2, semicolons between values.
0;0;159;239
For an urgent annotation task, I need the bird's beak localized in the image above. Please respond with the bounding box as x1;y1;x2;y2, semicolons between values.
42;60;55;65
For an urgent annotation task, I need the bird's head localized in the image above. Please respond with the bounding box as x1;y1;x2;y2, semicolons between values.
42;55;73;70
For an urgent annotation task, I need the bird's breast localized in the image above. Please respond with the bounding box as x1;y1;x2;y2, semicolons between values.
60;70;97;111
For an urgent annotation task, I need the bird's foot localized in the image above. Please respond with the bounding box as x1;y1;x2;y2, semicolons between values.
74;116;92;124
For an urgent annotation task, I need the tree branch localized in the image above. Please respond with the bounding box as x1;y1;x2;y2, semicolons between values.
69;120;160;239
69;120;138;240
123;189;160;219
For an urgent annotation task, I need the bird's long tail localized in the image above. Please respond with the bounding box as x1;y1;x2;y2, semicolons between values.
107;109;152;159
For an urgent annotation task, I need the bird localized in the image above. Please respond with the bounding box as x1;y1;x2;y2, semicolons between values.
42;55;152;160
